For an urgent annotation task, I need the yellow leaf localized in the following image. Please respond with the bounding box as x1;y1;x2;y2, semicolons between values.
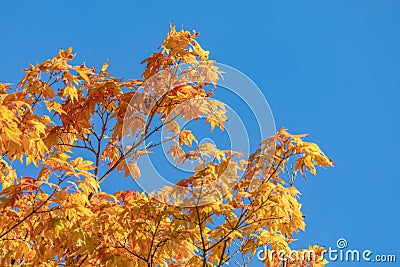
75;67;91;85
179;129;197;146
63;85;78;103
101;61;109;72
45;101;67;115
127;162;140;180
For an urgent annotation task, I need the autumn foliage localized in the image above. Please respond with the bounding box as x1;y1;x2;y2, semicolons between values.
0;25;333;266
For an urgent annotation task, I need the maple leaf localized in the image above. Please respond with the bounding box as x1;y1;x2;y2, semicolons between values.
63;85;78;103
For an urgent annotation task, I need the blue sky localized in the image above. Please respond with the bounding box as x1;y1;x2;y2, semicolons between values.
1;0;399;266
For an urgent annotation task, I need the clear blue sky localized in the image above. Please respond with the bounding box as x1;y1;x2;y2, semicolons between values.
1;1;399;266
